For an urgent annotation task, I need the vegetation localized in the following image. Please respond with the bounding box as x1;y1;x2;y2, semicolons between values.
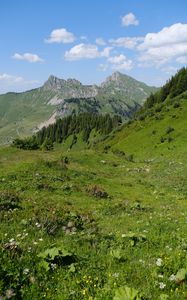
0;68;187;299
12;113;122;150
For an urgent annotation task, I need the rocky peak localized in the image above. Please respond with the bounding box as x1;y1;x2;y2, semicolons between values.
67;78;82;86
43;75;66;90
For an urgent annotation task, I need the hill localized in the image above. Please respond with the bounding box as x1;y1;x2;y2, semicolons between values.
0;72;157;145
1;68;187;299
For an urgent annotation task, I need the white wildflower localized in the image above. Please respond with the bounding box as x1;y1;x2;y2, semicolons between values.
169;274;176;281
159;282;166;289
23;268;30;275
156;258;162;266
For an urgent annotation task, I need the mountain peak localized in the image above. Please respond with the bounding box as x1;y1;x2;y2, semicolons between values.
43;75;66;90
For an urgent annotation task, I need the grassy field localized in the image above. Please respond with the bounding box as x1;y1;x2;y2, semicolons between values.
0;97;187;299
0;148;187;299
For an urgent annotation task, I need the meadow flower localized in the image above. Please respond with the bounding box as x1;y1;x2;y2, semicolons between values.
156;258;162;266
5;288;16;299
159;282;166;289
158;274;164;278
169;274;176;281
23;268;30;275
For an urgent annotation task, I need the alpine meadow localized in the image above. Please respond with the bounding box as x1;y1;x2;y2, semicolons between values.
1;1;187;300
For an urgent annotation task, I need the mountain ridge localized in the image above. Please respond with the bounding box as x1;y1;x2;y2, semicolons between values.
0;72;157;144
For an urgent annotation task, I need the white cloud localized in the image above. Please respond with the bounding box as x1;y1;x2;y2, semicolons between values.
95;38;106;46
121;13;139;27
65;44;112;61
0;73;39;93
107;54;133;71
65;43;100;60
109;37;143;49
101;47;113;57
45;28;76;44
80;36;87;41
138;23;187;65
98;64;108;71
161;66;178;75
176;56;187;64
0;73;24;82
12;53;44;63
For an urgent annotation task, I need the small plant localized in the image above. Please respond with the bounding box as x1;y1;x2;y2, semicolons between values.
0;191;21;211
173;101;180;108
38;247;76;271
166;126;174;134
113;286;144;300
86;185;109;199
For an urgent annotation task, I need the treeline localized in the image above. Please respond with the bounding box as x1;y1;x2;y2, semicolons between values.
145;67;187;109
12;113;122;150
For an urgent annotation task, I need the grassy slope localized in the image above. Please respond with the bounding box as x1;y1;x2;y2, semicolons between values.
0;89;55;144
0;98;187;299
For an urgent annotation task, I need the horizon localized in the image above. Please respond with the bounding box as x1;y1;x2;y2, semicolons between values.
0;0;187;93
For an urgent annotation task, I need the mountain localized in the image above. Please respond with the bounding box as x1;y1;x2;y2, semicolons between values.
0;72;157;144
100;67;187;161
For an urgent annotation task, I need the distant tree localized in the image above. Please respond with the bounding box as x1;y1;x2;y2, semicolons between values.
41;138;54;151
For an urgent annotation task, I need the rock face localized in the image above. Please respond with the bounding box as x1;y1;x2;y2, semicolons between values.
43;75;99;100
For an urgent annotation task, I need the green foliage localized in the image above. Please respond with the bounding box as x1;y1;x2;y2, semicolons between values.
38;247;75;271
175;268;187;283
35;113;122;148
113;286;144;300
12;136;39;150
41;138;54;151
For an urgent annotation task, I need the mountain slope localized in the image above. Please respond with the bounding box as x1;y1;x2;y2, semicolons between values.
0;72;157;144
101;68;187;162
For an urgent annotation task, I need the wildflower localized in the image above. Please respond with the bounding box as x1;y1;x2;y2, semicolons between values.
23;268;30;275
156;258;162;266
51;263;57;270
169;274;176;281
112;272;119;278
82;289;86;295
158;274;164;278
38;238;43;241
159;282;166;289
5;288;16;299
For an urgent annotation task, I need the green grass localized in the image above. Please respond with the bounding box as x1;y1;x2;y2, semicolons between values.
0;97;187;299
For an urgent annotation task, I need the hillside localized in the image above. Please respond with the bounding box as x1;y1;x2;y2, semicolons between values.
0;68;187;299
0;72;157;145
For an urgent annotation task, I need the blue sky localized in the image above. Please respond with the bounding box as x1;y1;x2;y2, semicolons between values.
0;0;187;93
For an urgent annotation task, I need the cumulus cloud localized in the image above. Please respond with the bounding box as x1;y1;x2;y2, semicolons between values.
176;56;187;64
109;37;143;49
45;28;76;44
138;23;187;65
95;38;106;46
12;53;44;63
65;43;100;60
121;13;139;27
64;44;112;61
107;54;133;71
